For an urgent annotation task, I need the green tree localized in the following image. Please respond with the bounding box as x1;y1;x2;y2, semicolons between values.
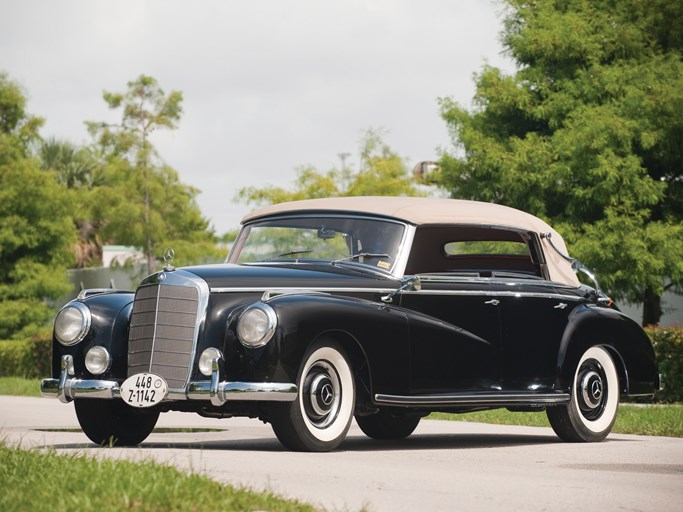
238;128;425;206
39;138;104;268
0;73;75;338
87;75;221;271
432;0;683;325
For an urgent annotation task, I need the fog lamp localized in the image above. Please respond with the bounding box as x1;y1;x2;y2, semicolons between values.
199;347;223;376
85;346;110;375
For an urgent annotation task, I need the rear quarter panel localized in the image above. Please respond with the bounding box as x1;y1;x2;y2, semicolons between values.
557;304;657;396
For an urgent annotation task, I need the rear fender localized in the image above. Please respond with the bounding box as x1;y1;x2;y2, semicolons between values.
557;304;657;397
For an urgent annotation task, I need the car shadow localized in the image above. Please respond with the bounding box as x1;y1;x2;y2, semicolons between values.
32;430;632;453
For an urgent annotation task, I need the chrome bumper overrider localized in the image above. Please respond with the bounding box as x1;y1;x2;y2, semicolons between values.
41;355;298;407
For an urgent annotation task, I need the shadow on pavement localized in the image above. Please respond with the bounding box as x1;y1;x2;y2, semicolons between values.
31;430;634;453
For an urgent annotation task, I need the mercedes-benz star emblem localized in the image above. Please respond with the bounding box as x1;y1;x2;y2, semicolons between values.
162;247;175;271
591;379;603;400
320;383;334;406
163;247;175;264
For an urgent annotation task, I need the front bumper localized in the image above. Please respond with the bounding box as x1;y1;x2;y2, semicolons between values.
41;355;298;407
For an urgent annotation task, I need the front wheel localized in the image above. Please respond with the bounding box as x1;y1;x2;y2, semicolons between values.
270;342;355;452
547;346;619;442
75;399;160;446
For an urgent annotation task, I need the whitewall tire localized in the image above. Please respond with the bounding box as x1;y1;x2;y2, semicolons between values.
270;342;355;451
547;346;619;442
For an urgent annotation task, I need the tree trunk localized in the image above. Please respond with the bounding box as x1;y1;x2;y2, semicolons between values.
642;286;663;326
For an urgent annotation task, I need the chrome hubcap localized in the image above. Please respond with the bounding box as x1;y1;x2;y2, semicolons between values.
580;370;603;409
577;360;607;420
303;361;340;428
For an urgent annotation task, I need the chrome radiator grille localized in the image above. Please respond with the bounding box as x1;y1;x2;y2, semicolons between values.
128;282;200;389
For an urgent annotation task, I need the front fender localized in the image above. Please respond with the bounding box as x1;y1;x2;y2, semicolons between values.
248;294;411;396
51;292;134;380
557;304;657;396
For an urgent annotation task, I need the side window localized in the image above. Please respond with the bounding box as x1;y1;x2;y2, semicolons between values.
405;226;543;278
443;240;531;257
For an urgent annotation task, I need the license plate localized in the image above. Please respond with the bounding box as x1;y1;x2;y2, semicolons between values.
121;373;168;408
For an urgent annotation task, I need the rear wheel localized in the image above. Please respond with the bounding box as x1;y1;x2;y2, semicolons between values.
547;346;619;442
75;399;159;446
356;409;421;440
271;342;355;452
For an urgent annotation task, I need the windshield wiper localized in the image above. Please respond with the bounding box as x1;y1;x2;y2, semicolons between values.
277;250;312;257
259;249;313;262
333;252;391;264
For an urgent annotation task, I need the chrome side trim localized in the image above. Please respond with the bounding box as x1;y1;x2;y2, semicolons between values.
212;286;396;294
262;289;331;301
403;290;582;301
211;285;582;302
374;392;571;407
77;288;128;300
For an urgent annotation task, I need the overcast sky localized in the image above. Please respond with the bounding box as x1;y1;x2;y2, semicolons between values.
1;0;514;234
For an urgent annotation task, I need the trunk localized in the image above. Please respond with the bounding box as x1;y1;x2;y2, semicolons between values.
642;286;662;326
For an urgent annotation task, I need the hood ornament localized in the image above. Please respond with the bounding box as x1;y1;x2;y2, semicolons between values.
162;247;176;272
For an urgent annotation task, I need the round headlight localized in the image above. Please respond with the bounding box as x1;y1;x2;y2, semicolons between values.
237;303;277;348
199;347;223;376
85;346;111;375
54;302;91;346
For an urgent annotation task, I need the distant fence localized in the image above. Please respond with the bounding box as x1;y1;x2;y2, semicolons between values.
60;265;148;303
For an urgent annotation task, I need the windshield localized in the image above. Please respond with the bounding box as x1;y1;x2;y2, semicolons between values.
229;216;406;273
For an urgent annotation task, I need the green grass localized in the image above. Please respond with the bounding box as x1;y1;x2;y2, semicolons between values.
0;440;316;512
429;403;683;438
0;377;41;397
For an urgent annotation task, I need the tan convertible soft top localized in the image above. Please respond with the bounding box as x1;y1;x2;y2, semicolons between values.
243;197;580;286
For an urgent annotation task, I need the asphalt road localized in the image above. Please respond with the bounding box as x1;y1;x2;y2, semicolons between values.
2;395;681;511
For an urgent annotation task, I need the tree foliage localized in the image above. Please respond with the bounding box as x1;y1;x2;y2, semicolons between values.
87;75;222;270
238;128;425;206
432;0;683;324
0;73;75;339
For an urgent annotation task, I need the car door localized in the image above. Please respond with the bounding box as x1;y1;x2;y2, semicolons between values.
497;279;584;391
399;277;503;394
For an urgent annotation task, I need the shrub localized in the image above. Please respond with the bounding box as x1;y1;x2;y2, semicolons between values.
648;326;683;403
0;331;51;379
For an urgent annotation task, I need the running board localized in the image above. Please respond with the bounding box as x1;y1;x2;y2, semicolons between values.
374;391;570;407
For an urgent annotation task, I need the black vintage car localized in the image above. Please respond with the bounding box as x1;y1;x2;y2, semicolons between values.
42;197;660;451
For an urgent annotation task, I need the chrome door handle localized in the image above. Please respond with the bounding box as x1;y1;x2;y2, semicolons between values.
554;302;568;310
484;299;500;306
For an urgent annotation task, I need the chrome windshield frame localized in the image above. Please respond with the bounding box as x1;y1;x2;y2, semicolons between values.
228;214;416;279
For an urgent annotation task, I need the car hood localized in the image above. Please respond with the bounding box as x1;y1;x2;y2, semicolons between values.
178;263;398;290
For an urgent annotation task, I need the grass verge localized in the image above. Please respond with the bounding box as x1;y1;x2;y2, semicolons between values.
0;377;41;397
0;440;316;512
429;403;683;438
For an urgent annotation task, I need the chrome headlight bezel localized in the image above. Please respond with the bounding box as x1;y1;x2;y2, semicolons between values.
237;303;277;348
54;302;92;346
